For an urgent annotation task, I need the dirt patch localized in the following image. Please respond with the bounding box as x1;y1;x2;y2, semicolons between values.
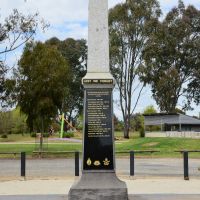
142;142;159;147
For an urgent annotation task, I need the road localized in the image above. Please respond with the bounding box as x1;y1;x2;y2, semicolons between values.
0;158;199;179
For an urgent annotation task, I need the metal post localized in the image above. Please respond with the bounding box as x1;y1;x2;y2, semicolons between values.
60;113;65;138
183;151;189;180
130;151;135;176
21;152;26;178
75;151;79;176
39;133;43;152
179;115;182;132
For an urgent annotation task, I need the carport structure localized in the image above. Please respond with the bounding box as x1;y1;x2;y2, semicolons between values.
144;113;200;133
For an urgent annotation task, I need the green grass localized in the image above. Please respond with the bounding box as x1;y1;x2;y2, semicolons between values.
0;134;35;142
0;138;200;158
0;134;200;158
116;137;200;158
0;143;82;158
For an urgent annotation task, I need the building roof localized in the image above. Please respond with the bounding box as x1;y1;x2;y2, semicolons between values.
143;113;178;116
144;113;200;126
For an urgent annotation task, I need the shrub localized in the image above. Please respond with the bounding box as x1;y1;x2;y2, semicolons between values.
43;133;49;138
31;132;49;138
63;131;74;138
139;127;145;138
30;132;37;137
1;134;8;138
52;122;60;132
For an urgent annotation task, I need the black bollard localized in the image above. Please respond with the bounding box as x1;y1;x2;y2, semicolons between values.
75;151;79;176
21;152;26;178
130;151;135;176
183;151;189;180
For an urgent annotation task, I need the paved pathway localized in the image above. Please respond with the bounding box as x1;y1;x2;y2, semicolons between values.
0;179;200;200
0;194;200;200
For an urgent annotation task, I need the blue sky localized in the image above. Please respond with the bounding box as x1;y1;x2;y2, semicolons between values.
1;0;200;118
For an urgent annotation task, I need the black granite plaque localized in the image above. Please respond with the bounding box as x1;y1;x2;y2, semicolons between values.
83;88;114;170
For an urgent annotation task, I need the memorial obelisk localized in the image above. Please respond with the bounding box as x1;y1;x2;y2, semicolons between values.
68;0;128;199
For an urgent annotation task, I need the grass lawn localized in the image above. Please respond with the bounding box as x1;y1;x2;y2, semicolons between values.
0;133;200;158
0;134;35;142
116;137;200;158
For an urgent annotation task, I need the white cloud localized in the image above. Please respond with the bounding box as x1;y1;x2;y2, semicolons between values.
1;0;199;41
0;0;88;24
37;23;88;41
1;0;200;116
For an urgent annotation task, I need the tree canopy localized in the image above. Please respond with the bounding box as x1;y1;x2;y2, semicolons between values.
186;68;200;107
109;0;161;138
0;107;28;135
139;0;200;112
45;37;87;122
17;42;71;132
143;105;157;115
17;37;87;132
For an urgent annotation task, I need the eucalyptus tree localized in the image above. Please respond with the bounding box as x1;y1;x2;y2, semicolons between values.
18;42;71;132
46;37;87;123
139;1;200;112
186;68;200;107
109;0;161;138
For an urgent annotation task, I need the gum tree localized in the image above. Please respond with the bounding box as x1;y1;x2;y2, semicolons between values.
109;0;161;138
17;42;71;132
139;1;200;112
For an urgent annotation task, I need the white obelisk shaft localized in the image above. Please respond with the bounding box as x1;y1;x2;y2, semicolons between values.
87;0;110;74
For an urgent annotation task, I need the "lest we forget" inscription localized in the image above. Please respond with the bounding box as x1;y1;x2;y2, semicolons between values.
83;88;114;170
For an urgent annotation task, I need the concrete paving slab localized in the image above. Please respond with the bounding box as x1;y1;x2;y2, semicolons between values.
0;195;66;200
131;194;200;200
0;178;200;195
0;194;200;200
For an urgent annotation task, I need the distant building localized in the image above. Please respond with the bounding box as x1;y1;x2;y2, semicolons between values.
143;113;200;138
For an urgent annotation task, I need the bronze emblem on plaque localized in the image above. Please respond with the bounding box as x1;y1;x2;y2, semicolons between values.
94;160;101;166
87;158;92;166
103;158;110;166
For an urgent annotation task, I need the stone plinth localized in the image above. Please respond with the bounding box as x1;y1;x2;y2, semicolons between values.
68;172;128;200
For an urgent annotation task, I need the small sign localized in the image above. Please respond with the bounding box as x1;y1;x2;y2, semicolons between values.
83;79;113;84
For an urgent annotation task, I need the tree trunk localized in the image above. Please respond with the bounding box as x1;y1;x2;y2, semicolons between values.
124;128;129;139
123;115;130;139
27;117;33;133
